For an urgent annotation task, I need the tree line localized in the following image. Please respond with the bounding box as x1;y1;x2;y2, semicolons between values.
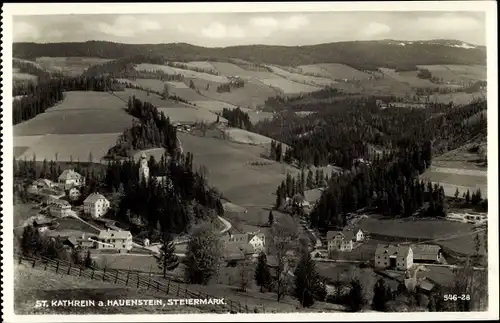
221;107;252;131
105;96;178;159
216;78;245;93
14;40;486;72
13;75;123;125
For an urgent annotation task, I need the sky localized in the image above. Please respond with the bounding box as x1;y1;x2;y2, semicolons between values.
12;11;487;47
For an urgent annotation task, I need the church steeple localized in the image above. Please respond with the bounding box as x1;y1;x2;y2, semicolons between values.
139;153;149;184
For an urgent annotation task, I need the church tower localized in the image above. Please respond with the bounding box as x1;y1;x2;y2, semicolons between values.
139;152;149;184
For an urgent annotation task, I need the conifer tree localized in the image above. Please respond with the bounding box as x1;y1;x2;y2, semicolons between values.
293;251;322;307
157;231;179;278
254;252;271;292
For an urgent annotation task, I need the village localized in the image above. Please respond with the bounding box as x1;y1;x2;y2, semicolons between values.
18;147;488;304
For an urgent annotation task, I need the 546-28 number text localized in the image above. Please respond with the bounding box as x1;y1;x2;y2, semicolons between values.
444;294;471;301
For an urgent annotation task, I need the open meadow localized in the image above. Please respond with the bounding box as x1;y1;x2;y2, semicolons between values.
188;78;279;109
158;107;224;124
428;91;485;105
35;57;114;76
15;133;122;162
135;63;228;83
190;100;239;113
172;61;217;73
112;87;194;109
416;65;487;84
14;109;134;136
266;65;337;87
259;78;321;94
357;215;485;256
178;132;298;206
49;91;126;111
298;63;373;81
378;68;439;88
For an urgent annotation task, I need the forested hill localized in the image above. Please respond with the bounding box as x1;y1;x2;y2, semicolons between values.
13;39;486;71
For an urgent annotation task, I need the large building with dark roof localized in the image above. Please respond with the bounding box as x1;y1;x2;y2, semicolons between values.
375;244;413;271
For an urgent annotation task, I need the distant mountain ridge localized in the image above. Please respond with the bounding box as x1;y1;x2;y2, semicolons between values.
13;39;486;71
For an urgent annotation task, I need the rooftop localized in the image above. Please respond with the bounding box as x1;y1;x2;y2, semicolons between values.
375;244;412;257
58;169;82;181
98;230;132;240
84;193;108;204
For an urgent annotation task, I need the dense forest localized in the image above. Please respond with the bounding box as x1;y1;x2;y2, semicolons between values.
255;94;487;168
221;107;252;131
106;96;179;159
13;40;486;71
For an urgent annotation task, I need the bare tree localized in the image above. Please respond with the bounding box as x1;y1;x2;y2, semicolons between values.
238;258;253;292
269;219;299;302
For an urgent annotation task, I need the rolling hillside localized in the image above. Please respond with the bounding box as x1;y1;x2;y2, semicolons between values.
13;39;486;71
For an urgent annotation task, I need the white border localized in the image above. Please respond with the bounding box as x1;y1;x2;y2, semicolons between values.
1;2;498;322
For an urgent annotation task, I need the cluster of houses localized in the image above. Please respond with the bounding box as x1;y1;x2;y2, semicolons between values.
30;169;111;220
374;243;443;271
62;229;134;253
326;228;365;252
221;231;266;261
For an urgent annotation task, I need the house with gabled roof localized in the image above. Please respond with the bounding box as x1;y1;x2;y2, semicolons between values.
96;229;133;252
411;244;442;264
326;228;364;252
375;244;413;271
48;199;72;218
221;231;266;254
83;193;110;219
58;169;85;190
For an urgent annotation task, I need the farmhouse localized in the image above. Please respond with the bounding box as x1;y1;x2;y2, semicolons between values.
96;229;133;252
58;169;85;190
326;229;364;252
48;199;72;218
221;232;266;254
411;244;443;264
375;244;413;271
30;179;57;191
83;193;110;219
66;234;96;249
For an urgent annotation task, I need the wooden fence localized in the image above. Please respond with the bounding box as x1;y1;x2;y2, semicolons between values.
16;254;256;314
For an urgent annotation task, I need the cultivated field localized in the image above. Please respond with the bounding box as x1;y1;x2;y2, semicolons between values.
178;132;298;206
15;133;123;162
190;100;239;113
189;78;279;109
211;61;280;80
266;65;337;87
357;216;484;256
172;61;217;72
112;87;193;108
14;109;135;136
378;68;439;88
298;63;373;81
223;127;277;147
428;92;486;105
49;91;126;111
35;57;114;76
135;63;228;83
210;61;246;76
158;107;224;124
416;65;487;84
259;78;321;94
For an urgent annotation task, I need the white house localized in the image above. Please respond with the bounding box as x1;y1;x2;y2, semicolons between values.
96;229;133;252
375;244;413;271
48;199;72;218
327;231;357;252
83;193;110;219
221;232;266;254
58;169;84;190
